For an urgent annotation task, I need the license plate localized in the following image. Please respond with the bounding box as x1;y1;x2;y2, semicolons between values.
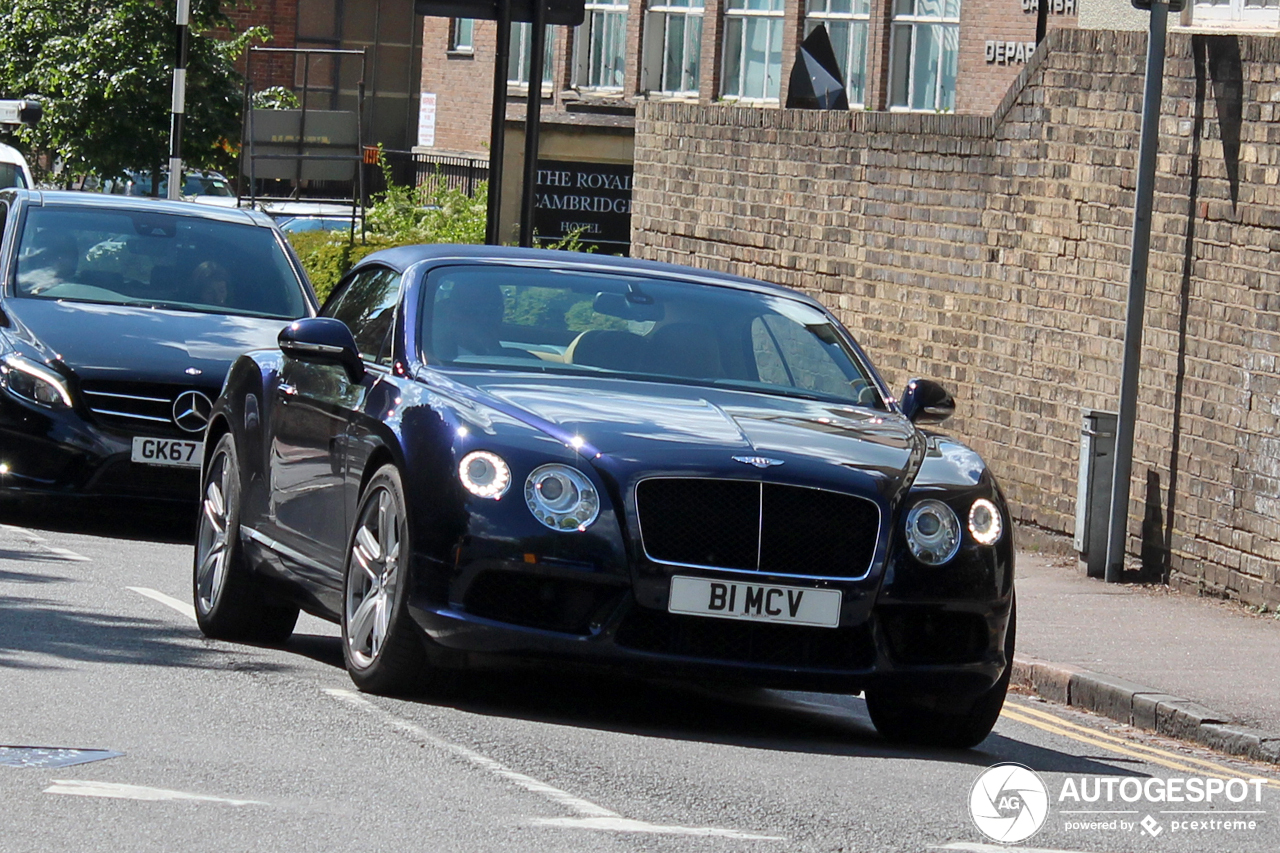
131;437;203;469
668;576;842;628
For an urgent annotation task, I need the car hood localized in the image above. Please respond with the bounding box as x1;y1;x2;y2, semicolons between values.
3;298;290;384
446;373;922;488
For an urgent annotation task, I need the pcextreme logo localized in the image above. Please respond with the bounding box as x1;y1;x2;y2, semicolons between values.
969;763;1051;843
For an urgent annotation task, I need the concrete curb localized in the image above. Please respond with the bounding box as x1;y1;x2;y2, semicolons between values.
1011;654;1280;765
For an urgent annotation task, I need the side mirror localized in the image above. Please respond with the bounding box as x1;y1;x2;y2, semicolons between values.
278;317;364;383
900;378;955;424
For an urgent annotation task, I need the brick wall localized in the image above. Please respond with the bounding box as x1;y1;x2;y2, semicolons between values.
633;27;1280;608
224;0;298;91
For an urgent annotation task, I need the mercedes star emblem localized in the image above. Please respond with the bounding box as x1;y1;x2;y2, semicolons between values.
172;390;213;433
732;456;785;469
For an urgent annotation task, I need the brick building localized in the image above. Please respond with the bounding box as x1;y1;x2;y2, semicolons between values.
415;0;1082;245
417;0;1080;156
225;0;424;150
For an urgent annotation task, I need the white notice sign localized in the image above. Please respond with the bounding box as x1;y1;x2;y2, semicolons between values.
417;93;437;148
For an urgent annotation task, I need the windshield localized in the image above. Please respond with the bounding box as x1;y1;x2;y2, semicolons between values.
13;206;311;319
421;265;884;408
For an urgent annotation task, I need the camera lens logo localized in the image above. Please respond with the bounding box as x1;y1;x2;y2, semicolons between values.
969;763;1050;843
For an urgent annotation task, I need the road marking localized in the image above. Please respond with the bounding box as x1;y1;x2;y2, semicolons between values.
44;546;91;562
0;524;88;560
0;524;46;542
931;840;1090;845
531;816;784;840
324;688;783;840
325;688;615;817
45;779;267;807
127;587;197;622
1002;703;1278;785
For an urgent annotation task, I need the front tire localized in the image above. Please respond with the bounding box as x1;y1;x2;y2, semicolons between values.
341;464;427;695
193;432;299;644
866;599;1016;749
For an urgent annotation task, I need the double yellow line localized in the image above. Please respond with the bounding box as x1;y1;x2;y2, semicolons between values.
1000;700;1280;786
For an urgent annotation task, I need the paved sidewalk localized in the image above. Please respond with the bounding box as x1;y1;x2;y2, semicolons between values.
1015;543;1280;761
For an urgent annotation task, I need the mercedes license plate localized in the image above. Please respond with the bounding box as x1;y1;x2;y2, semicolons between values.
668;576;842;628
131;437;202;469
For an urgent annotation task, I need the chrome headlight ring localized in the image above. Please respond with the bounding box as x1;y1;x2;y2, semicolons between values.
524;464;600;532
904;499;962;566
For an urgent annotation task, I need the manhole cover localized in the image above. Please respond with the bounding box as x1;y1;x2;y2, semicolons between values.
0;746;122;769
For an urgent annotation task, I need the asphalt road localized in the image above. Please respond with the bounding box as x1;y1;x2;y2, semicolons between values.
1;502;1277;853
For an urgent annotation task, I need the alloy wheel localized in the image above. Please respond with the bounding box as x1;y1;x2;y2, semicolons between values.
195;449;231;615
345;486;403;669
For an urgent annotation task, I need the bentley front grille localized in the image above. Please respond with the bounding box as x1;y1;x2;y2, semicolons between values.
635;478;880;579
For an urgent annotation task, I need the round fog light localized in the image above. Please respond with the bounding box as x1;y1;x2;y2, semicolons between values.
458;450;511;499
968;498;1003;546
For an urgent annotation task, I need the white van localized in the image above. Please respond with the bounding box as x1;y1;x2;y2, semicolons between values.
0;142;34;189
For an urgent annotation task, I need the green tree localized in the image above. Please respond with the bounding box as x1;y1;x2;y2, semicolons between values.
0;0;263;184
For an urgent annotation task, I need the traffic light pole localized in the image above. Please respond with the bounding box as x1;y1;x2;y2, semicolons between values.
167;0;190;201
1104;0;1169;582
485;0;512;245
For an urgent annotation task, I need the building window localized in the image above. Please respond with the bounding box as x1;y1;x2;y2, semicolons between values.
721;0;785;101
805;0;870;108
889;0;959;111
1191;0;1280;26
643;0;704;96
508;22;556;87
449;18;475;53
574;0;629;90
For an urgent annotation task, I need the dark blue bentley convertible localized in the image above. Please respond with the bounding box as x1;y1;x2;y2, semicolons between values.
194;245;1014;748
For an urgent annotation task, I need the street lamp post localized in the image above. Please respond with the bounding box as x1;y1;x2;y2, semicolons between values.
1104;0;1174;582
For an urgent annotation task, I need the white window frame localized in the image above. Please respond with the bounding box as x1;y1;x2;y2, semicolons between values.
508;22;556;89
888;0;960;112
720;0;786;102
573;0;629;92
643;0;705;96
1189;0;1280;29
804;0;871;109
449;18;475;53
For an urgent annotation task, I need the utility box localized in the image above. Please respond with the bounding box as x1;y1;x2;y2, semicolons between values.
1075;410;1117;579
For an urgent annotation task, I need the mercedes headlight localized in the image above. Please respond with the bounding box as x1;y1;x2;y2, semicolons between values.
458;450;511;499
905;499;961;566
524;464;600;531
0;353;72;407
968;498;1003;546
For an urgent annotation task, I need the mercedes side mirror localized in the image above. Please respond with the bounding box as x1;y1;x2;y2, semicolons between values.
278;317;365;383
900;378;955;424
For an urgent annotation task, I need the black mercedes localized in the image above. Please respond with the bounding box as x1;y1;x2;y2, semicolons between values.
0;190;316;503
194;245;1015;748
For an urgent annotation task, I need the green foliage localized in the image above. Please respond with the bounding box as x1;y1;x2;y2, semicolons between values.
288;169;489;303
0;0;264;183
287;231;401;304
287;161;605;306
251;86;299;110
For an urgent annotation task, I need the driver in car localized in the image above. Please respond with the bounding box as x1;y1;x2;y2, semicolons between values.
17;234;79;295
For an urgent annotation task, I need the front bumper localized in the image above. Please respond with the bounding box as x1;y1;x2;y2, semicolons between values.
0;392;199;503
407;552;1014;699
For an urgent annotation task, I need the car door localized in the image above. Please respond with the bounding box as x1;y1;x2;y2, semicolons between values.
266;265;403;584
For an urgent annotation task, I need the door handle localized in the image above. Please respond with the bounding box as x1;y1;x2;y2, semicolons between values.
278;383;297;397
